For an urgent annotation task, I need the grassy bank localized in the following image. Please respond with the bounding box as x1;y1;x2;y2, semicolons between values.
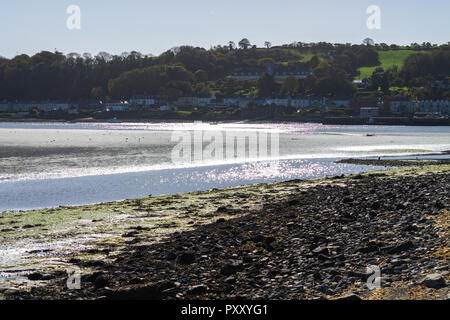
356;49;430;79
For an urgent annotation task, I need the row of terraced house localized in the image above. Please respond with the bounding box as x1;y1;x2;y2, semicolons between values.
103;94;449;116
0;102;79;115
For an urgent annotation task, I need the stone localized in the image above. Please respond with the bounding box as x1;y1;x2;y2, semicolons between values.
176;252;195;265
220;260;243;276
166;252;177;261
187;284;209;295
383;240;414;254
336;293;362;301
94;275;109;289
27;272;43;281
107;283;162;300
419;273;447;289
224;276;236;284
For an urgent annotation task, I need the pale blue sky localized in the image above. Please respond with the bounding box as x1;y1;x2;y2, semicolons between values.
0;0;448;58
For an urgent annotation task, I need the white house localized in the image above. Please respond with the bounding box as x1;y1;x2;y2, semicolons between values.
223;98;240;107
105;102;130;112
10;104;30;112
329;99;351;108
390;99;416;115
290;98;313;109
0;103;10;112
232;71;313;80
32;103;72;112
352;78;372;88
360;107;379;118
197;93;216;107
419;100;450;114
273;71;313;80
231;72;261;80
130;96;156;107
159;105;178;111
177;94;216;107
264;98;290;107
67;105;79;115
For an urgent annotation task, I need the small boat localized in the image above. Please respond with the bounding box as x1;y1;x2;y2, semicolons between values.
108;117;122;124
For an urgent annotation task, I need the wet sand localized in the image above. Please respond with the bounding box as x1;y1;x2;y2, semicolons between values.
1;124;450;182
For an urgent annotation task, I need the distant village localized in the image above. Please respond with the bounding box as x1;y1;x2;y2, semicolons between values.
1;91;449;124
1;66;450;124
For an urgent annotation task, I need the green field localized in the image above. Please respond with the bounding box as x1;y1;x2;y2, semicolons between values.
356;50;431;79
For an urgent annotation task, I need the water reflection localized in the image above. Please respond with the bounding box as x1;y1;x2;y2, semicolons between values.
0;158;386;212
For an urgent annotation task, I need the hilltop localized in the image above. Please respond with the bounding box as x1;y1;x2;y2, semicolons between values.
0;40;449;105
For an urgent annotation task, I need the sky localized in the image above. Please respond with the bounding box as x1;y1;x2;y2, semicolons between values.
0;0;449;58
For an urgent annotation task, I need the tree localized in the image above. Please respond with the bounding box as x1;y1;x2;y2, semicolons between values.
264;41;272;49
363;38;375;46
66;52;81;60
281;76;300;96
257;73;277;97
309;56;320;68
238;38;251;50
228;41;236;50
355;46;379;67
96;52;113;62
304;75;318;93
82;53;93;60
371;68;390;92
91;87;104;100
194;69;208;82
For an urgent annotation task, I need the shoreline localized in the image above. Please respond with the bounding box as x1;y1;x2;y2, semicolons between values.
1;160;449;300
1;117;450;126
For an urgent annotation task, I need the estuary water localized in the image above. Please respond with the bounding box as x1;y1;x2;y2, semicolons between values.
0;122;449;211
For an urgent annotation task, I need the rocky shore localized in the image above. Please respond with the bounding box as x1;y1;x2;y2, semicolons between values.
1;164;449;300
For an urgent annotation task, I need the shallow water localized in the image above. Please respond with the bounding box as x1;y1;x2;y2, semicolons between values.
0;122;449;211
0;158;386;212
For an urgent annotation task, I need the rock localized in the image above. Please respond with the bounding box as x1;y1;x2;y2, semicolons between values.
94;275;109;289
343;197;353;204
312;246;329;255
187;284;209;295
166;252;177;261
371;201;381;210
176;252;195;265
224;276;236;284
220;260;243;276
83;271;103;283
216;206;229;213
107;283;162;300
434;200;445;209
68;258;81;264
383;240;414;254
128;277;145;285
396;202;407;210
287;199;301;206
27;272;43;281
419;273;447;289
121;231;139;238
107;281;174;300
157;280;177;292
336;293;362;301
314;284;329;294
83;260;105;267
